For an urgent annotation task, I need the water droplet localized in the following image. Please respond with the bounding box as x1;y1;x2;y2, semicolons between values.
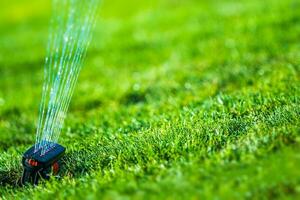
133;83;140;91
0;98;5;106
64;36;69;42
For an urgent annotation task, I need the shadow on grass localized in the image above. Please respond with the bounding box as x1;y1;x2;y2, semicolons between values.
0;168;21;187
0;149;111;188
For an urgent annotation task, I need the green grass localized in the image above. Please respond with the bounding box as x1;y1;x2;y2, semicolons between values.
0;0;300;199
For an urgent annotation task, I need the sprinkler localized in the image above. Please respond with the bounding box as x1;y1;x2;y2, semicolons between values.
21;143;65;185
19;0;99;186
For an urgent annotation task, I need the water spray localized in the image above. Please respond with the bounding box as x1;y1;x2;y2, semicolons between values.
21;0;99;185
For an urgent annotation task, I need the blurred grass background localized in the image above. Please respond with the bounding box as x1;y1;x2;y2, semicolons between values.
0;0;300;199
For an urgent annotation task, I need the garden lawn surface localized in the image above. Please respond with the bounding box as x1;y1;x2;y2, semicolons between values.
0;0;300;199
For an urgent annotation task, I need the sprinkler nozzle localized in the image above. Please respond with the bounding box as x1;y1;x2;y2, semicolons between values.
21;143;65;185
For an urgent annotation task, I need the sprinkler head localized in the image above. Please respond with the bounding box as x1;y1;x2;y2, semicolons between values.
21;143;65;185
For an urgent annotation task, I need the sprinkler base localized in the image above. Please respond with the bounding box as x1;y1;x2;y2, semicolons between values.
21;143;65;185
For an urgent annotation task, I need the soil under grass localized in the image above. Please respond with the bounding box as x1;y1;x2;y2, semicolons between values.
0;0;299;199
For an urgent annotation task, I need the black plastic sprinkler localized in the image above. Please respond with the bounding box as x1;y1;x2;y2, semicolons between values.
21;143;65;185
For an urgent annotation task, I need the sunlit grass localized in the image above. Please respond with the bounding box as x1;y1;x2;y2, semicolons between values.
0;0;299;199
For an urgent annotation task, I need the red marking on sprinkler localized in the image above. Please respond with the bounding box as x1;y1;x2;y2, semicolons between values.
52;162;59;174
28;159;38;167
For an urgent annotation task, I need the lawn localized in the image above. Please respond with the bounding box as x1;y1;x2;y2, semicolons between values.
0;0;299;199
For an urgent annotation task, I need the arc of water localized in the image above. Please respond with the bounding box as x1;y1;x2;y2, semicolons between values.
40;0;78;153
42;0;88;153
35;0;68;151
47;0;99;150
50;0;100;147
38;0;73;151
37;0;100;154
